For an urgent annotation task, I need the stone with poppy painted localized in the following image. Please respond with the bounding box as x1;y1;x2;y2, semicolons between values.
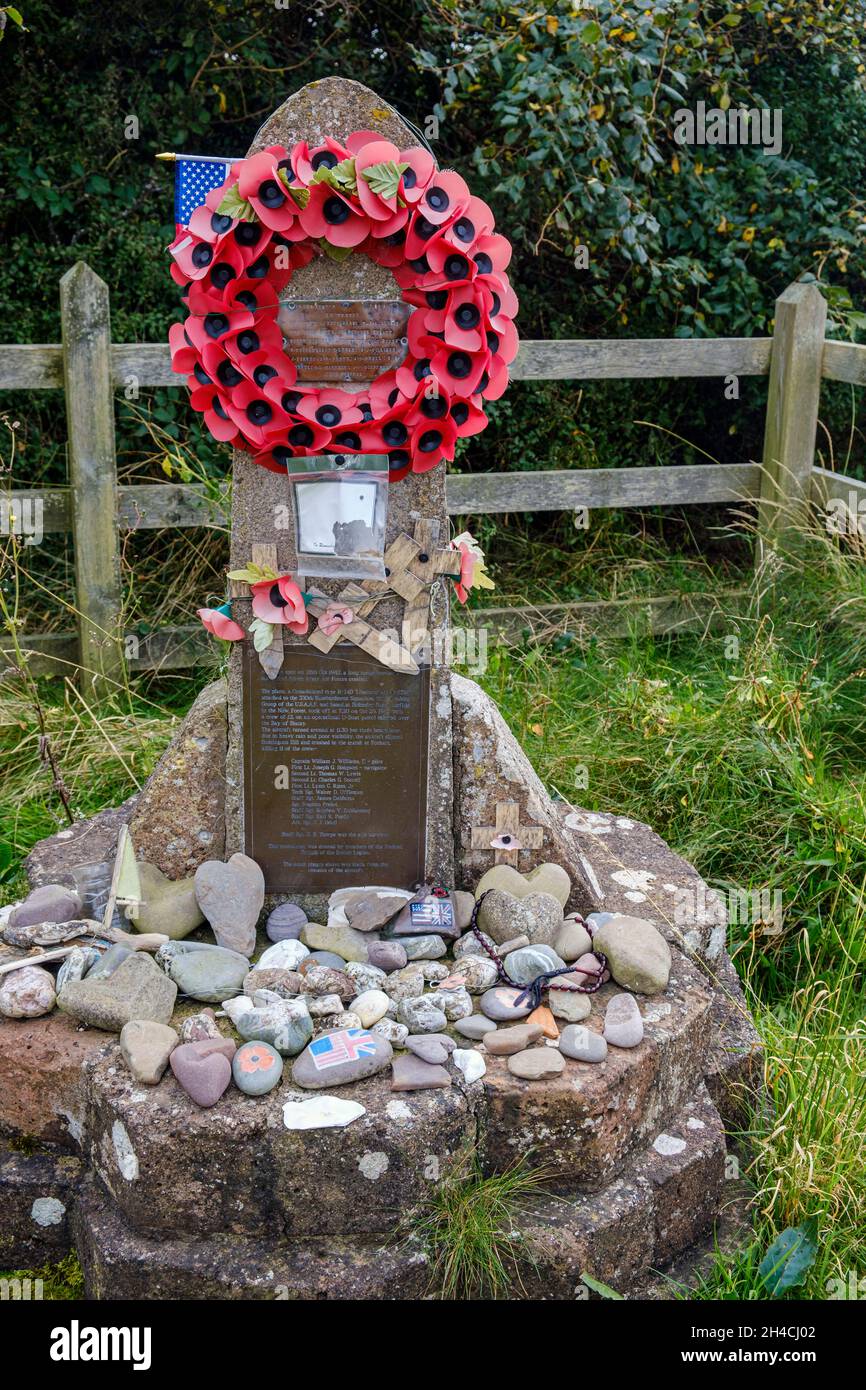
232;1040;284;1096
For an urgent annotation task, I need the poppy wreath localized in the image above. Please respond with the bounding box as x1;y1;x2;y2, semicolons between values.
167;131;519;482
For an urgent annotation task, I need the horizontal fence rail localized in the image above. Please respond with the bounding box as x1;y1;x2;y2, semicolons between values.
1;267;864;685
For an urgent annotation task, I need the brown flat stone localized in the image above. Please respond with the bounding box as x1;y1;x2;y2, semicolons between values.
484;1023;544;1056
507;1048;565;1081
0;1011;109;1149
391;1054;452;1091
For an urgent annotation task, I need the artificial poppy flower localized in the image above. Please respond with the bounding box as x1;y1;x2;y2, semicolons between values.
357;406;413;456
434;286;486;352
471;232;513;276
168;321;201;376
224;318;285;372
417;169;470;226
184;305;254;356
169;229;220;281
299;183;371;248
189;383;241;443
448;396;488;437
353;139;403;221
368;371;409;419
318;603;355;636
430;341;488;396
237;147;305;232
424;239;478;284
224;379;293;450
386;449;412;483
399;146;436;204
404;210;447;263
404;379;451;430
450;531;494;604
198;603;245;641
251;575;308;633
296;388;364;430
440;196;494;251
365;223;410;267
291;137;351;184
408;414;458;472
396;349;437;398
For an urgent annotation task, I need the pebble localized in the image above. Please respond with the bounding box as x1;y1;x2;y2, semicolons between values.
282;1095;365;1130
391;1054;452;1091
558;1024;608;1063
158;941;249;1003
352;989;390;1027
397;995;447;1033
58;953;177;1031
180;1009;221;1042
299;965;355;1000
302;950;349;972
404;1033;455;1065
507;1048;565;1081
527;1003;559;1039
170;1038;235;1107
453;890;475;930
266;902;307;942
243;967;302;999
119;1020;178;1083
399;934;447;961
8;883;81;930
345;889;408;932
505;944;566;986
453;930;496;960
314;1010;362;1036
194;853;264;957
56;946;100;990
292;1029;393;1089
603;993;644;1048
371;1018;408;1046
555;917;593;962
366;940;406;973
454;1014;497;1040
384;965;425;1003
257;939;310;973
344;960;386;991
417;960;451;982
477;889;563;948
222;995;253;1024
452;954;498;993
300;922;369;963
232;1040;284;1096
306;993;344;1017
570;952;610;986
237;998;313;1056
484;1023;544;1056
134;863;204;940
432;985;473;1022
452;1048;486;1084
592;916;671;994
86;942;133;980
479;986;532;1021
550;988;592;1023
0;964;57;1019
498;934;530;956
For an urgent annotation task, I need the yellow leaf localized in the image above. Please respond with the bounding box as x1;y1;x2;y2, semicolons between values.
742;226;756;243
719;91;731;111
671;154;680;174
546;14;558;34
530;723;544;736
589;102;605;120
622;30;636;41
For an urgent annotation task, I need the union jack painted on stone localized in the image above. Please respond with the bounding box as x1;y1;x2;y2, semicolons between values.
308;1030;379;1071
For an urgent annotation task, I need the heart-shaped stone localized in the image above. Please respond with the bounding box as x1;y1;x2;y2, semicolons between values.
476;889;563;947
132;862;204;941
474;862;571;909
170;1038;235;1107
194;853;265;957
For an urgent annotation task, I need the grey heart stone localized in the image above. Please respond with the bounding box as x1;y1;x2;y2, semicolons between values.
477;890;563;948
194;853;264;957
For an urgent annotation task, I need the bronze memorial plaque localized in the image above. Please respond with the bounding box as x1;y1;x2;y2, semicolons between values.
277;298;411;387
243;645;429;892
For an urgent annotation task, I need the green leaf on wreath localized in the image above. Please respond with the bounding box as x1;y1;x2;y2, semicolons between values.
216;184;258;223
227;562;277;584
277;167;310;208
310;157;357;195
361;160;409;201
318;238;355;263
249;617;275;652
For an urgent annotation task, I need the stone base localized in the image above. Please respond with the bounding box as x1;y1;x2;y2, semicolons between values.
0;1145;81;1269
70;1085;726;1299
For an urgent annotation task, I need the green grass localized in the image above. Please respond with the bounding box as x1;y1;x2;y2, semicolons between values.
0;1252;84;1300
1;502;864;1299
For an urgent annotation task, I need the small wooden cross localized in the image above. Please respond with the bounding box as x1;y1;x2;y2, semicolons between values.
306;588;418;673
470;801;544;866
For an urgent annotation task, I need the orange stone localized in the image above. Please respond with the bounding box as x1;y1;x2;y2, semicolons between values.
528;1004;559;1039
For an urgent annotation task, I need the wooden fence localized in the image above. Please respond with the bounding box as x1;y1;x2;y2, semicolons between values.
1;264;865;695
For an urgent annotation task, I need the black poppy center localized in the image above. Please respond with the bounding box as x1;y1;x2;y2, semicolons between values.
289;423;314;446
413;359;431;381
191;244;213;269
234;223;261;247
236;291;257;311
253;364;277;387
415;216;437;241
237;331;259;355
216;361;243;389
269;584;288;608
193;363;211;385
473;252;493;274
204;313;229;339
211;213;232;234
455;303;480;329
454;218;475;243
324;196;350;225
246;400;272;425
447;351;472;379
403;168;417;189
311;150;338;171
247;256;269;279
445;254;469;280
450;402;470;425
282;391;302;414
336;431;361;449
383;421;408;446
210;262;235;290
425;290;447;310
419;429;443;452
421;394;447;419
258;179;285;209
316;405;342;427
426;186;449;213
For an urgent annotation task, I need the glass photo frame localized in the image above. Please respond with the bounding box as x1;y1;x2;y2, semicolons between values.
286;454;389;580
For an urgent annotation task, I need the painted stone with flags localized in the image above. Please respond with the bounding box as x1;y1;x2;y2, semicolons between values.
292;1028;393;1089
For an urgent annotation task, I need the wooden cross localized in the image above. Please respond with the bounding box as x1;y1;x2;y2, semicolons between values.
306;588;418;673
305;518;462;664
470;801;544;866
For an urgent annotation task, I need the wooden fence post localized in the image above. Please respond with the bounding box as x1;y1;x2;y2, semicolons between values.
756;279;827;569
60;262;124;700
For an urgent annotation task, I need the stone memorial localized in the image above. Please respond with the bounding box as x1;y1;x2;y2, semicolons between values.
0;76;762;1302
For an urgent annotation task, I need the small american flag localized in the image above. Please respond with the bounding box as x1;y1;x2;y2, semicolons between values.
173;155;234;233
308;1030;379;1071
411;898;453;929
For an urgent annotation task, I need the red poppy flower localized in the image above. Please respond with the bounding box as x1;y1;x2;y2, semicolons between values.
251;575;308;632
318;603;355;636
184;305;254;356
399;146;436;205
237;147;305;232
431;342;488;396
352;139;403;221
224;380;293;449
299;183;371;248
409;414;458;472
448;395;488;437
189;384;240;442
198;603;245;641
169;322;201;376
290;137;351;184
417;170;470;226
296;388;364;430
440;196;494;252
